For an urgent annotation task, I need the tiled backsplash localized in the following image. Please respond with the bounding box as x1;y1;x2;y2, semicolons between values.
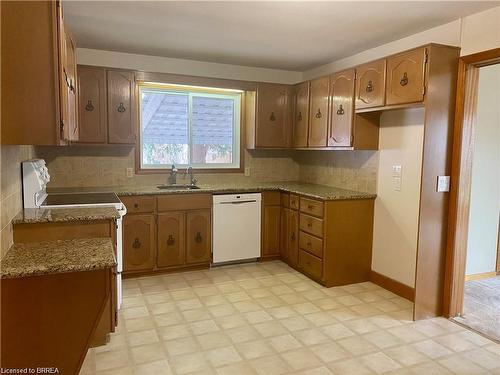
1;145;34;257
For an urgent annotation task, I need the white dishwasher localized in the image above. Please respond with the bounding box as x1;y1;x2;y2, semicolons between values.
213;193;262;264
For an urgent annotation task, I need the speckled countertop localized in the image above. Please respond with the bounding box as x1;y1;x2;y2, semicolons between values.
0;238;116;279
12;206;120;225
48;181;376;201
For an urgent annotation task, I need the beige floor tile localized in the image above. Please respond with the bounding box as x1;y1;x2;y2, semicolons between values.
182;307;211;322
236;339;276;359
226;325;261;343
167;352;209;374
157;323;191;341
360;352;402;374
215;313;248;329
244;310;274;324
204;345;242;367
131;343;166;365
293;302;322;315
434;332;479;352
412;339;453;359
176;298;203;311
463;347;500;370
208;303;237;317
387;325;426;343
148;302;177;315
327;357;376;375
363;330;403;349
95;349;132;372
233;300;263;313
309;342;350;363
249;354;292;375
134;359;172;375
199;294;227;306
438;355;488;375
281;347;322;370
124;317;156;333
122;296;146;308
95;366;134;375
384;345;428;366
154;312;184;327
337;336;378;356
268;334;303;352
280;316;313;332
293;328;330;346
127;328;159;347
189;319;220;335
225;291;251;303
322;323;356;340
254;320;288;338
164;336;200;356
409;360;454;375
268;306;297;319
196;331;232;350
122;306;149;320
215;362;258;375
345;319;380;334
144;292;170;305
295;366;334;375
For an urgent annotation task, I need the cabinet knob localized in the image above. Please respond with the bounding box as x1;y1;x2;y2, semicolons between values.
117;102;126;113
290;232;295;241
195;232;203;243
336;104;345;115
132;238;141;249
315;109;322;119
297;111;302;121
307;221;312;228
134;203;139;209
400;72;409;86
365;80;374;93
307;241;312;247
85;100;94;112
308;205;314;210
269;112;276;122
167;234;175;246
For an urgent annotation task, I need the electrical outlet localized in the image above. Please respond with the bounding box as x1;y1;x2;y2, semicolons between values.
392;165;402;191
244;167;251;177
126;167;133;178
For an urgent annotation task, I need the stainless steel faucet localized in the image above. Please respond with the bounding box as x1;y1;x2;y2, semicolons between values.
187;166;197;186
168;164;178;185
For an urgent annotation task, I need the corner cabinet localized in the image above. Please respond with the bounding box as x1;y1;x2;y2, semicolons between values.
1;1;78;145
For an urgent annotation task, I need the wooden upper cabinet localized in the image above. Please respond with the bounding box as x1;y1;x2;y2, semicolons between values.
255;83;290;148
308;77;329;147
386;48;427;105
157;212;185;268
107;70;136;144
123;214;155;272
1;1;77;145
186;210;211;264
77;67;107;143
292;82;310;148
355;59;386;109
328;69;355;147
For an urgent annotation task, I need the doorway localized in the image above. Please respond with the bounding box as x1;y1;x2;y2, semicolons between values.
444;48;500;342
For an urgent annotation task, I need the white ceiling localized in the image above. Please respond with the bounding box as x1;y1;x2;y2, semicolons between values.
64;1;499;71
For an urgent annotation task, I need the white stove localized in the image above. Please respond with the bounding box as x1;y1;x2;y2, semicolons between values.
22;159;127;309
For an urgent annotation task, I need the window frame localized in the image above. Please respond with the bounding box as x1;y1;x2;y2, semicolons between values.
135;82;245;174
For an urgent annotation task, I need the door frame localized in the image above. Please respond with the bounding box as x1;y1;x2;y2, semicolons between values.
443;48;500;318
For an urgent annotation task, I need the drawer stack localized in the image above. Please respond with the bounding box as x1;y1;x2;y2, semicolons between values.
298;197;324;281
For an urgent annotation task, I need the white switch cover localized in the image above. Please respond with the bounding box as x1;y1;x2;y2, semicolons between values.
126;168;134;178
437;176;450;192
244;167;251;177
392;165;402;191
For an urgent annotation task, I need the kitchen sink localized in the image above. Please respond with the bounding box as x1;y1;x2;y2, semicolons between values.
156;184;201;190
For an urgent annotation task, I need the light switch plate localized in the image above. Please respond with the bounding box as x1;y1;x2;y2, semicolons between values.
437;176;450;192
126;167;133;178
392;165;402;191
244;167;251;177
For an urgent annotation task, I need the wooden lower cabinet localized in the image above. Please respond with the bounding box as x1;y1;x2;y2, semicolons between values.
123;214;155;272
186;210;211;264
262;202;281;258
287;209;299;267
157;212;185;268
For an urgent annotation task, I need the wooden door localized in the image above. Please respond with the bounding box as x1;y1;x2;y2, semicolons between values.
107;70;136;144
308;77;329;147
157;212;185;268
57;5;70;143
123;214;155;272
355;59;386;109
186;210;211;264
328;69;355;147
288;209;299;266
77;67;107;143
280;208;290;260
293;82;310;148
256;83;290;147
262;205;281;256
65;33;78;142
386;48;427;105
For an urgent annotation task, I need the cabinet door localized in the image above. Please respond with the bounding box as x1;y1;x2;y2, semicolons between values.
256;83;290;147
65;34;78;142
77;66;107;143
262;205;281;256
186;210;211;264
157;212;185;268
280;208;289;260
292;82;310;148
328;69;355;147
107;70;136;144
386;48;426;105
123;214;155;272
355;59;386;109
57;6;70;143
308;77;329;147
288;209;299;266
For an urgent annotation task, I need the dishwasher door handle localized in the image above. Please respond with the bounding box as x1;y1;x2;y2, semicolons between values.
219;200;258;205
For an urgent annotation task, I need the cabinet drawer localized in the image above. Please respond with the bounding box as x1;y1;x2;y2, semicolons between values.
299;231;323;258
290;194;299;210
157;194;212;212
262;191;281;206
300;197;324;218
299;250;323;280
299;213;324;238
120;196;156;213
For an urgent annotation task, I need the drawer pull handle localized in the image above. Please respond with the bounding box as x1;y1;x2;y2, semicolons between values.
134;203;139;209
290;232;295;241
366;80;374;93
132;238;141;249
307;222;312;228
167;235;175;246
269;112;276;122
400;72;409;86
117;102;126;113
85;100;94;112
315;108;322;119
307;241;312;247
297;111;302;121
195;232;203;243
336;104;345;115
308;205;314;209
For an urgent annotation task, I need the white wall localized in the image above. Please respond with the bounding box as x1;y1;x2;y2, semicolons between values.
371;109;425;287
460;6;500;56
77;48;302;84
466;64;500;276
